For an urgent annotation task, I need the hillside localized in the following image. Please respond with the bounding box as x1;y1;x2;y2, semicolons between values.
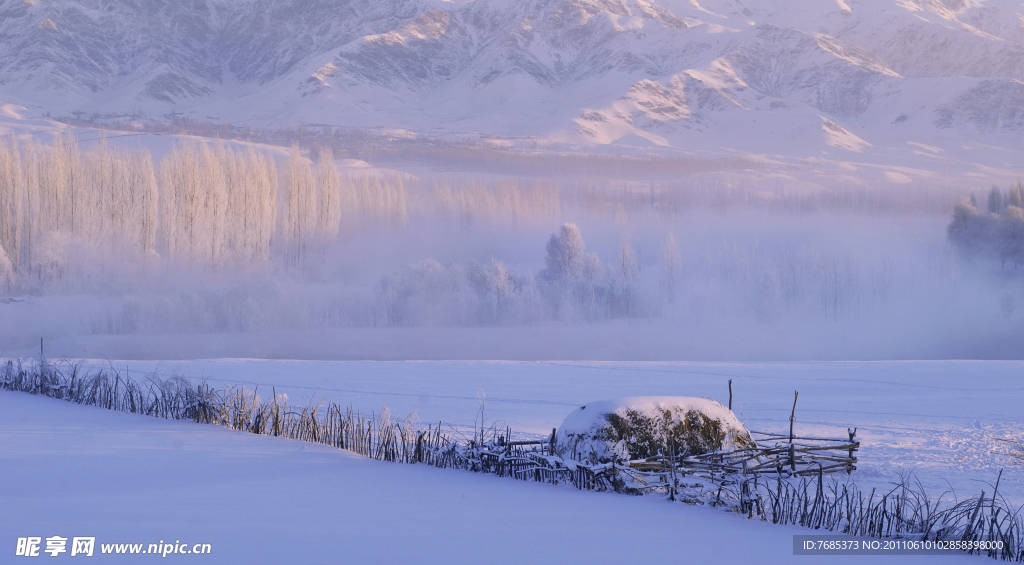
0;0;1022;177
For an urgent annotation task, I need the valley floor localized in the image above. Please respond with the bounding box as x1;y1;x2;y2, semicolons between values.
62;358;1024;503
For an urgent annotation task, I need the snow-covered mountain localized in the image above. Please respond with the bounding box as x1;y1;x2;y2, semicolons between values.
2;0;1023;170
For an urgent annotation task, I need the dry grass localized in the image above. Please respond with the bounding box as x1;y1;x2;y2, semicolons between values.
995;437;1024;466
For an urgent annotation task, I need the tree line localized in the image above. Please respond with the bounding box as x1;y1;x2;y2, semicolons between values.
366;223;683;327
0;133;583;289
0;134;413;286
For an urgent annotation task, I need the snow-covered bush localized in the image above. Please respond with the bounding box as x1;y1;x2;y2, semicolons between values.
373;258;542;326
553;397;755;464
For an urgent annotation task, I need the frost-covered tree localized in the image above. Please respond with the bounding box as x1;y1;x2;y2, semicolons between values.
618;236;637;285
988;186;1003;214
222;146;275;262
161;141;277;267
660;233;681;306
18;142;39;270
0;243;13;288
948;197;982;252
0;134;288;285
371;258;542;327
1010;181;1024;209
582;252;601;284
84;141;159;255
999;205;1024;268
360;174;407;225
468;258;540;325
613;235;639;317
0;134;161;284
942;196;1007;262
282;145;318;269
246;148;277;262
426;177;561;224
160;142;228;265
543;223;586;283
316;148;341;242
0;139;25;274
130;149;159;255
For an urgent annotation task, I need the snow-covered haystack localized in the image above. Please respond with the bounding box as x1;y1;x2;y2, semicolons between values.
553;397;755;464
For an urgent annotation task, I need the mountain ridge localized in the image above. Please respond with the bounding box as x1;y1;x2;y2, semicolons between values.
1;0;1022;168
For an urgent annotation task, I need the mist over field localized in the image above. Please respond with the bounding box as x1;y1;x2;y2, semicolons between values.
0;126;1019;361
1;0;1023;362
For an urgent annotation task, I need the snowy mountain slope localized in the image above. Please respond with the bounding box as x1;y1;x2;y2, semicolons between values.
328;0;690;92
0;0;230;102
961;0;1024;45
570;21;900;143
0;0;448;106
0;0;1022;171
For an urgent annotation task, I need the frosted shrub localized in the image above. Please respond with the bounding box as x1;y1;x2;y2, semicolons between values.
467;259;541;325
374;259;541;326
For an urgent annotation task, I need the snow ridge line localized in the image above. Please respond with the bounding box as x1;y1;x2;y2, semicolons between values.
1;358;1021;562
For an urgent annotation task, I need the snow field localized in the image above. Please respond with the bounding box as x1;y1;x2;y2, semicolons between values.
0;390;986;564
37;358;1024;506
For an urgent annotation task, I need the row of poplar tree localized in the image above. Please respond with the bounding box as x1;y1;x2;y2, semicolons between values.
0;134;405;284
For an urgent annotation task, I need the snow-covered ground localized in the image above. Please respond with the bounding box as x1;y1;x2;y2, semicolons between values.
22;359;1024;507
2;1;1021;561
0;387;990;564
